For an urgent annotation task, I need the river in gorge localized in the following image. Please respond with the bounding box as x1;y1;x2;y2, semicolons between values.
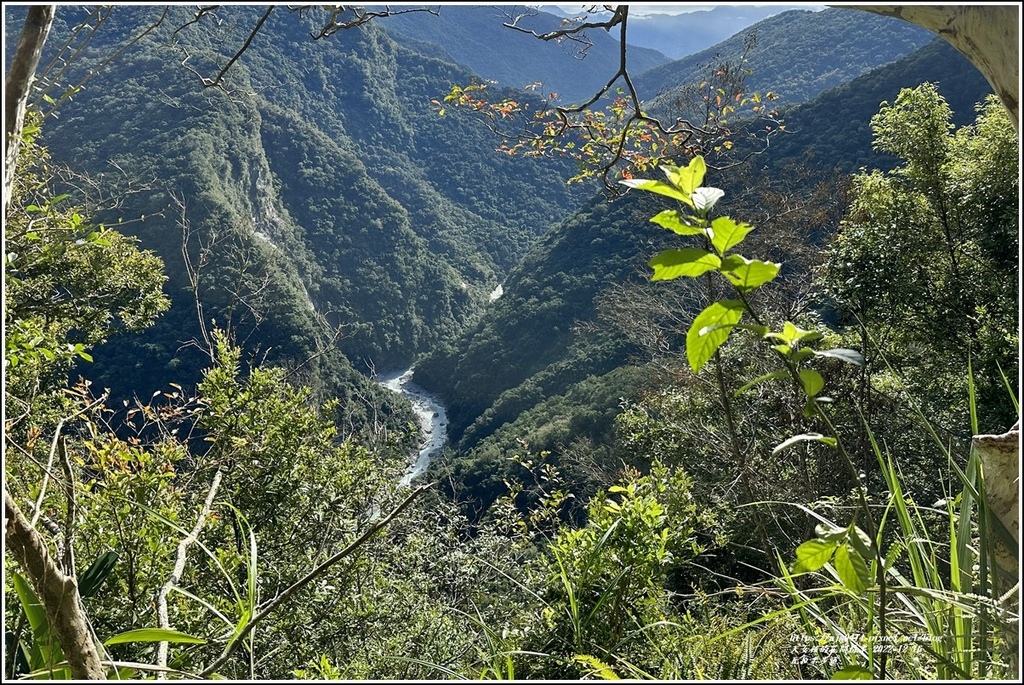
376;367;448;486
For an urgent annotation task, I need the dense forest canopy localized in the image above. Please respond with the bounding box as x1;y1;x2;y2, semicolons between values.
3;3;1019;681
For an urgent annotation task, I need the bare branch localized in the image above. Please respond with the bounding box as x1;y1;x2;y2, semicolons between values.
203;6;274;89
33;6;170;122
29;390;109;529
58;437;76;575
297;5;441;40
172;5;221;38
156;468;225;677
503;4;623;46
198;483;432;677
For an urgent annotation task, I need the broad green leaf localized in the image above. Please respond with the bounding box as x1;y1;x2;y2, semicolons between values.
834;544;869;594
78;550;118;598
104;628;206;646
691;186;724;212
831;665;872;680
721;256;780;291
733;370;788;397
791;348;814;365
649;210;704;236
848;525;875;559
799;368;825;397
709;216;755;254
793;539;836;573
649;249;721;281
686;300;744;372
814;524;847;543
619;179;691;204
662;156;706;195
815;348;866;366
13;572;47;638
772;432;837;455
13;572;61;671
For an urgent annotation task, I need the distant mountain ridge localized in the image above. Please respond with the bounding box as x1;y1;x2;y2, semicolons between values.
10;4;588;402
377;5;670;104
766;37;993;173
636;8;935;108
542;4;818;60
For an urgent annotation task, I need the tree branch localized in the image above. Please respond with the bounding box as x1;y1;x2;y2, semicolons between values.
198;483;431;677
155;468;224;677
29;391;109;530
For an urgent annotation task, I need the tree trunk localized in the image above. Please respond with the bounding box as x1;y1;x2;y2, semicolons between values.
4;4;54;211
5;489;106;679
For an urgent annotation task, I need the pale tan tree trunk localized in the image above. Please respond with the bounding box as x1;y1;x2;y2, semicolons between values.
853;5;1019;131
5;489;106;679
4;4;54;211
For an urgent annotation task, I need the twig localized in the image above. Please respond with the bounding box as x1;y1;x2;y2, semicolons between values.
198;483;431;677
58;437;76;575
29;390;109;529
202;6;274;88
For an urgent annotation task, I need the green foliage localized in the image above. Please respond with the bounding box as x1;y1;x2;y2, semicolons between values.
4;122;168;388
818;85;1018;434
777;403;1016;679
513;462;726;678
766;38;992;174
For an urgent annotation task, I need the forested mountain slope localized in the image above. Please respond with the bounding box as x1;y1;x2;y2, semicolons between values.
15;5;590;402
377;5;669;104
635;8;934;108
610;5;812;60
765;37;993;173
415;31;1000;514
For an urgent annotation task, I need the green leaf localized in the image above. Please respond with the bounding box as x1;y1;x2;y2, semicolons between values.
799;369;825;397
831;665;872;680
847;525;875;559
573;654;620;680
662;156;706;195
709;216;755;254
649;210;705;236
772;432;837;455
691;186;724;212
791;348;814;365
733;370;788;397
814;348;866;366
834;544;870;594
721;256;780;291
814;524;847;543
619;179;691;204
13;572;61;671
78;551;118;598
686;300;745;372
104;628;206;647
649;249;721;281
793;539;837;573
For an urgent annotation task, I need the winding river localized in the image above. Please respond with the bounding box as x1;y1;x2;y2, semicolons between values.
376;367;448;486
